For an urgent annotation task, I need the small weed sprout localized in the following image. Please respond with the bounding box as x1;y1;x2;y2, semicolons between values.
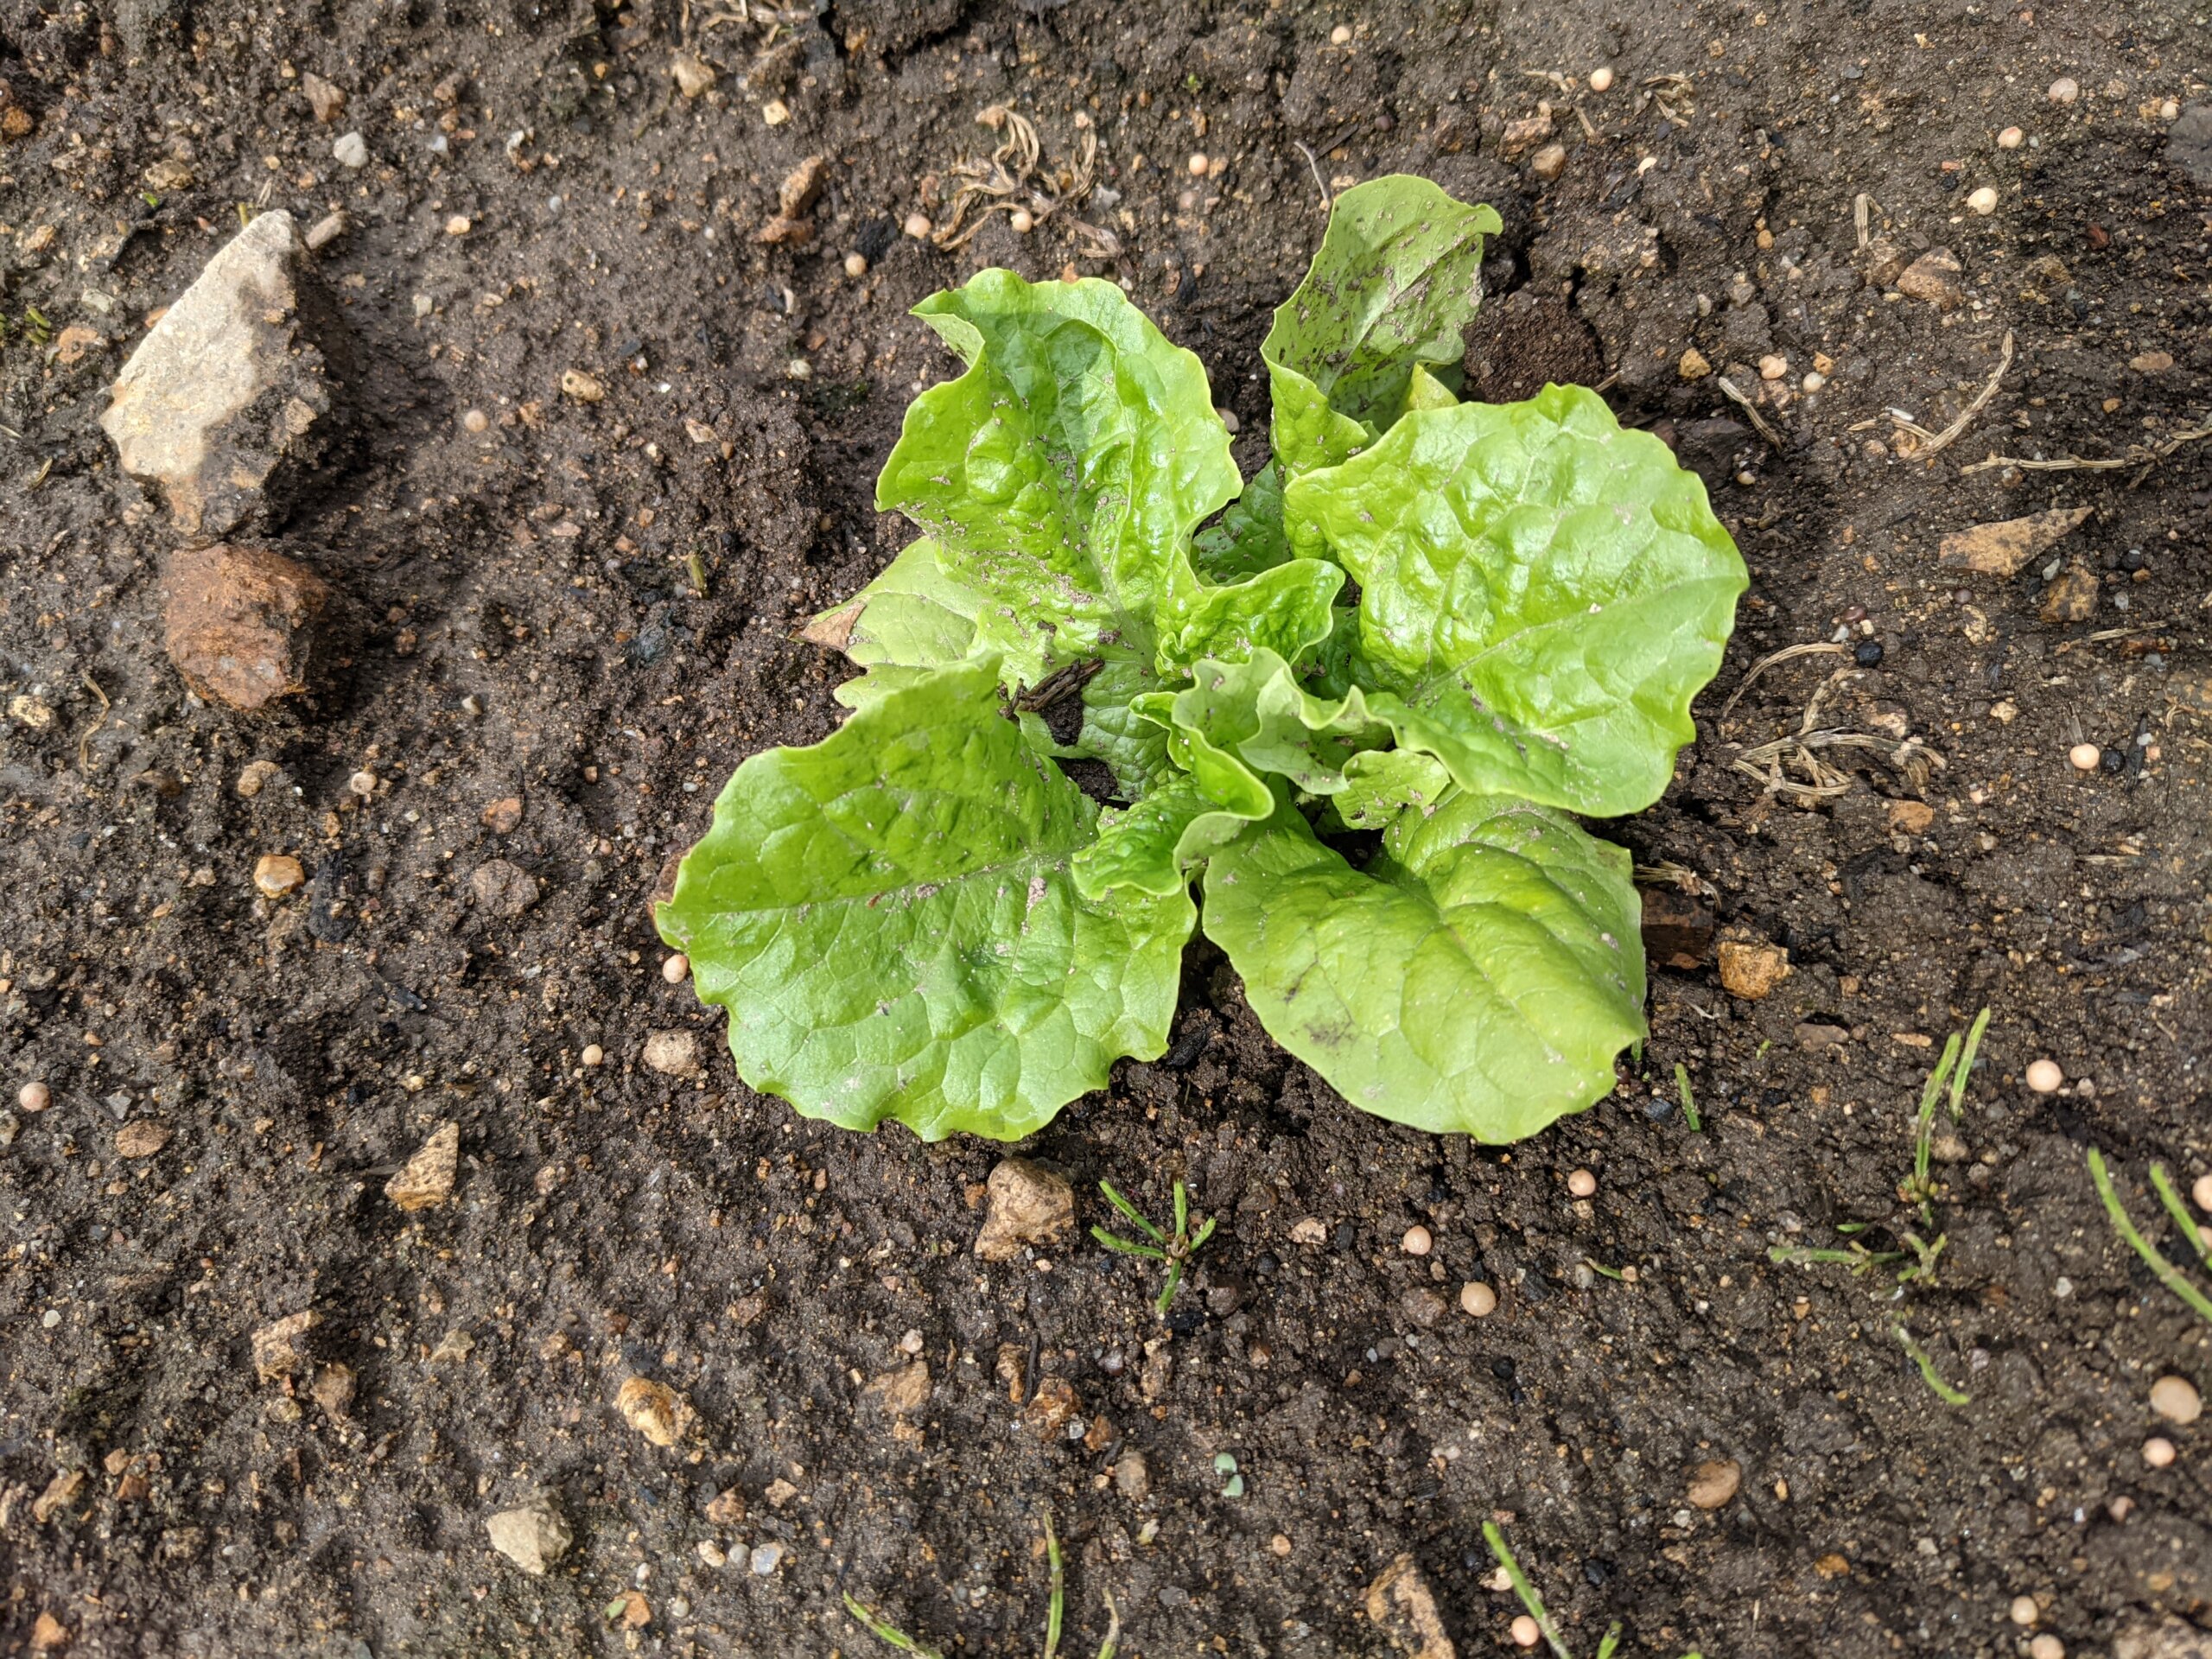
1481;1521;1704;1659
2087;1149;2212;1327
1092;1179;1217;1317
1674;1063;1701;1132
844;1517;1119;1659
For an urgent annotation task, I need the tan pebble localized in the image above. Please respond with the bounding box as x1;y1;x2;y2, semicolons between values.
2024;1058;2063;1093
2193;1172;2212;1212
254;854;306;898
616;1376;689;1447
2107;1495;2133;1521
445;214;470;236
761;99;790;125
1329;24;1352;44
581;1044;606;1068
462;408;489;433
903;212;933;239
1802;371;1827;392
2149;1374;2202;1426
1459;1281;1497;1318
2029;1636;2065;1659
2160;98;2180;121
2010;1595;2039;1627
348;769;378;798
843;251;868;278
662;953;690;985
1758;353;1787;380
1269;1533;1292;1557
1718;939;1791;999
1998;125;2024;148
235;759;281;798
2142;1436;2176;1468
1530;143;1567;182
1186;152;1209;177
116;1119;171;1159
561;369;605;403
1290;1217;1327;1245
1009;207;1034;234
1678;346;1713;381
19;1081;51;1112
2048;77;2078;105
1567;1167;1597;1198
1510;1613;1541;1648
1967;186;1999;215
1589;66;1615;92
2069;742;2101;771
1688;1458;1743;1510
1401;1224;1433;1256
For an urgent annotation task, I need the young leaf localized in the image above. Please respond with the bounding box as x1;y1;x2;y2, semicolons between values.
1166;648;1395;796
875;271;1240;686
657;658;1194;1141
1191;459;1291;582
1284;385;1748;817
1155;555;1344;679
1201;789;1645;1138
1329;749;1455;830
1263;176;1503;480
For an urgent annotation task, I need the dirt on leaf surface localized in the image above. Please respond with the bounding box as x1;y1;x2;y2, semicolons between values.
3;2;2211;1657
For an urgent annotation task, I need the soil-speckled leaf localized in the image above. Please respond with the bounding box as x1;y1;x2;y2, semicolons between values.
1192;459;1292;581
1072;740;1274;899
1284;384;1747;817
1263;177;1502;479
875;271;1240;685
1201;790;1644;1138
657;658;1194;1141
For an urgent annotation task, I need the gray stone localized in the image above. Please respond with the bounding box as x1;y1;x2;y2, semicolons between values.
101;211;355;541
485;1496;571;1575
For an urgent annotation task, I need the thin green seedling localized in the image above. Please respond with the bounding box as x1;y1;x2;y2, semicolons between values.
1904;1029;1964;1222
844;1517;1119;1659
1893;1319;1970;1406
2148;1163;2212;1272
1674;1064;1701;1132
1947;1007;1990;1120
1584;1258;1628;1282
2088;1149;2212;1326
1093;1179;1217;1317
1769;1242;1906;1275
1482;1522;1572;1659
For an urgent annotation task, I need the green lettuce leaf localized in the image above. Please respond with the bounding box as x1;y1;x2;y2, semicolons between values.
657;658;1194;1141
1156;555;1343;679
1263;176;1502;480
1201;789;1645;1138
1283;384;1748;817
1331;749;1454;830
1166;648;1394;795
1192;459;1291;582
801;539;988;711
875;271;1241;686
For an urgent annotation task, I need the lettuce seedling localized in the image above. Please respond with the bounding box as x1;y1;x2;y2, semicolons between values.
658;175;1748;1143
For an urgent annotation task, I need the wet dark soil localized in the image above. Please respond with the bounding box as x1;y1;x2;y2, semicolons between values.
3;1;2210;1656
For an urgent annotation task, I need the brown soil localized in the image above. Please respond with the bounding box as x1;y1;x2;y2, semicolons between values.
3;1;2209;1656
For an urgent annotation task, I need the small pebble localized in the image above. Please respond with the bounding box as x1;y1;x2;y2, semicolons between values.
18;1081;49;1113
2194;1172;2212;1212
1967;186;1998;215
1009;207;1034;234
1853;639;1885;667
445;214;471;237
760;99;790;126
2160;98;2181;121
843;251;868;278
1269;1534;1292;1557
333;130;368;169
1998;125;2024;148
1589;66;1615;92
1459;1281;1497;1318
2010;1595;2040;1628
1567;1168;1598;1198
1758;353;1787;381
904;213;932;239
1510;1614;1541;1649
2030;1637;2065;1659
2149;1374;2202;1426
1530;143;1567;182
1329;23;1352;44
2024;1058;2063;1094
1186;152;1210;177
582;1044;606;1068
2048;77;2079;105
749;1541;784;1574
1801;371;1827;392
1401;1224;1433;1256
348;769;378;798
2142;1436;2176;1469
462;408;489;433
254;854;306;899
662;953;690;985
2068;742;2101;772
2108;1496;2134;1521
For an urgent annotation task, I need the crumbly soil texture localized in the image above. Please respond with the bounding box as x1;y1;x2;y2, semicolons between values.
3;1;2210;1656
